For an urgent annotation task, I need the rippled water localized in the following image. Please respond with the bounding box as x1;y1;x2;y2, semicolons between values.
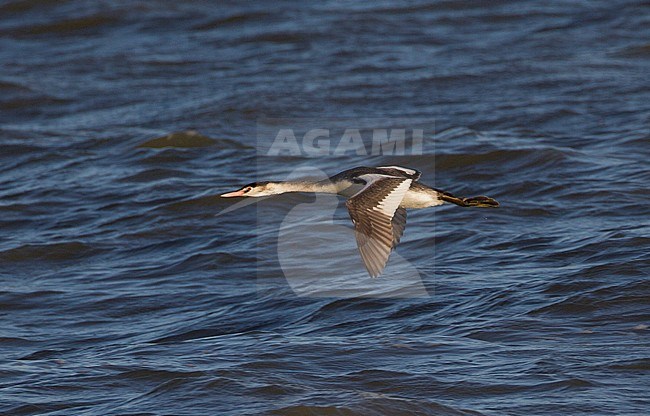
1;1;649;415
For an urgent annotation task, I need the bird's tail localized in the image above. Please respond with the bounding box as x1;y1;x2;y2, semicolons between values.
440;193;499;208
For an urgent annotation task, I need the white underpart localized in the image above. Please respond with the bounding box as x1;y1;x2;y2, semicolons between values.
401;190;443;209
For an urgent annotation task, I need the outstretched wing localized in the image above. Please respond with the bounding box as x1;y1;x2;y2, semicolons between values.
345;175;412;277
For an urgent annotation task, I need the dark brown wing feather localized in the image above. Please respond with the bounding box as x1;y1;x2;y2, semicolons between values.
345;177;412;277
391;207;407;247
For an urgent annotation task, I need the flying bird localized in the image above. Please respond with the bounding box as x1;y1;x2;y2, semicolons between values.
221;166;498;277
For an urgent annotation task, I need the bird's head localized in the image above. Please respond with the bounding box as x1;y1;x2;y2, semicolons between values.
220;181;279;198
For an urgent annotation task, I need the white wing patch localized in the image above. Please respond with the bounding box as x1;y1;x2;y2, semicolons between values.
373;179;412;217
377;166;417;176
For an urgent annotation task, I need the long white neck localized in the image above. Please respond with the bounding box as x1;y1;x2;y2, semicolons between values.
267;180;339;195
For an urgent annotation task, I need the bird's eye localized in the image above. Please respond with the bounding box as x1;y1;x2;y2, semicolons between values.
243;187;252;193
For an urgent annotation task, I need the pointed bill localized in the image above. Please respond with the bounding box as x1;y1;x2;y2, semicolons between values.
221;189;246;197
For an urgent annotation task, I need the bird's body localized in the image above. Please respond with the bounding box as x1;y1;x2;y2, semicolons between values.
221;166;498;277
327;166;434;204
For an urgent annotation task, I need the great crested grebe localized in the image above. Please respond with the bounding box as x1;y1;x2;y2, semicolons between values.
221;166;498;277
